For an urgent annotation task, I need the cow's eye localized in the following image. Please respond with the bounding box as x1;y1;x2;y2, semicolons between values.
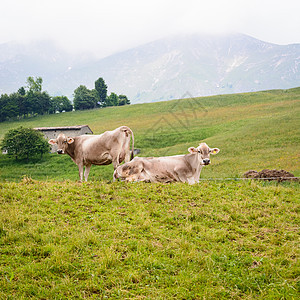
198;150;202;154
63;141;67;144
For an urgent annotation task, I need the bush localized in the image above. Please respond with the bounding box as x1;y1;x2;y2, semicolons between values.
1;127;50;160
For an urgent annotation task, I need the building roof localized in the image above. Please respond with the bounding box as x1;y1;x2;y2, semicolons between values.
34;125;93;133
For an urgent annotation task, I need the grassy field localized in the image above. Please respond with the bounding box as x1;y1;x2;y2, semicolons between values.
0;87;299;181
0;180;299;299
0;88;299;299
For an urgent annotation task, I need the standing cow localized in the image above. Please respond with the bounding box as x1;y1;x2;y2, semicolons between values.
114;142;219;184
49;126;134;182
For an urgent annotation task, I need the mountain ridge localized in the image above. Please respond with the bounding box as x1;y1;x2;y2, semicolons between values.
0;33;299;103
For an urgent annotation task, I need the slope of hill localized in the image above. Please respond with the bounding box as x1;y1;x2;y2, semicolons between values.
0;34;299;103
0;87;299;181
0;180;298;299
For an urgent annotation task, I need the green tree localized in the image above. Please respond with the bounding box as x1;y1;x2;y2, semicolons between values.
38;91;51;115
50;96;73;113
26;76;43;92
7;93;20;118
73;85;96;110
118;94;130;106
17;88;29;117
0;94;9;122
94;77;107;106
1;127;50;160
26;91;51;115
24;77;53;115
0;93;18;121
106;93;119;107
72;77;130;110
18;87;26;96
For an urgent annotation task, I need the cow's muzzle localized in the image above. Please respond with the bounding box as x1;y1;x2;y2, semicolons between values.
57;149;64;154
202;159;210;165
113;169;119;179
114;169;126;181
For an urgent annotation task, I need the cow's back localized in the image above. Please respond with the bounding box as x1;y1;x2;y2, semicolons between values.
117;155;188;183
141;156;188;182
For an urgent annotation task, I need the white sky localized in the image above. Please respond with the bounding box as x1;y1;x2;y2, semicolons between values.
1;0;299;58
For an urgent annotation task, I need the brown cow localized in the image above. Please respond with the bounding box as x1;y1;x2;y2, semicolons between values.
49;126;134;182
114;142;219;184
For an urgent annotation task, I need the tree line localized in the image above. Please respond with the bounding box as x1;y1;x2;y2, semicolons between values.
0;76;130;122
73;77;130;110
0;77;73;122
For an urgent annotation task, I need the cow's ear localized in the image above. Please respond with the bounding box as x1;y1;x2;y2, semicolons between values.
48;139;56;145
188;147;197;154
210;148;220;155
67;138;74;144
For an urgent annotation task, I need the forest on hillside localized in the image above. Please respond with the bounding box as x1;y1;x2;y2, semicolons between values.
0;76;130;122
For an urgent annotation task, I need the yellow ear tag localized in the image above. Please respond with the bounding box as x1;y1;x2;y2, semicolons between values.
212;150;217;154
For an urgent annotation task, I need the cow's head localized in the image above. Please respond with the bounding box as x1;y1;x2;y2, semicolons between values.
48;133;74;154
188;143;219;165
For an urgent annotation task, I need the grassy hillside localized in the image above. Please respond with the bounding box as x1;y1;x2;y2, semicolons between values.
0;89;299;298
0;180;299;299
0;87;299;181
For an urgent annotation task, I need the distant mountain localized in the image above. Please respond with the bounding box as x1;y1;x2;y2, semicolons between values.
0;40;95;96
0;34;299;103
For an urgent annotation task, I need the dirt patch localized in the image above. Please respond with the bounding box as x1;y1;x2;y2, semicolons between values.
244;169;298;182
250;260;262;269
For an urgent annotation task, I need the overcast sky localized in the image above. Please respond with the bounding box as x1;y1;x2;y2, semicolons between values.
1;0;299;58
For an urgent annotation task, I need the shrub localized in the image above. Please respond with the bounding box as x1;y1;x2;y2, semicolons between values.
1;127;50;160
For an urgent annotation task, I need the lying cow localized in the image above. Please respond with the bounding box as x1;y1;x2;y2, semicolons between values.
114;142;219;184
49;126;134;182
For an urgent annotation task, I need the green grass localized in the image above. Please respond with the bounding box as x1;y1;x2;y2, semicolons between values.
0;180;299;299
0;88;299;298
0;87;299;181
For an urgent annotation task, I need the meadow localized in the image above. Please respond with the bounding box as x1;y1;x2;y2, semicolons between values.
0;180;299;299
0;87;299;181
0;88;299;299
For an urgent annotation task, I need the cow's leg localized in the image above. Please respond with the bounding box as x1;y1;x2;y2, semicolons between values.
112;157;119;170
78;163;84;182
125;142;131;163
112;158;120;181
112;161;119;182
84;164;91;182
125;151;131;163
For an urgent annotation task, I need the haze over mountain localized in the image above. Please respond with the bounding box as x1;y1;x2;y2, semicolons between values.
0;33;299;103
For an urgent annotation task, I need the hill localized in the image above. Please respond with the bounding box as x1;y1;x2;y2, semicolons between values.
0;88;299;298
0;87;299;181
0;34;299;103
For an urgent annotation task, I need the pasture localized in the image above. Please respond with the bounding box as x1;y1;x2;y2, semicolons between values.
0;180;299;299
0;87;299;181
0;88;299;298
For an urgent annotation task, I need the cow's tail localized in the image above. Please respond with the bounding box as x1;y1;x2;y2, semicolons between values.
122;126;134;161
129;128;134;161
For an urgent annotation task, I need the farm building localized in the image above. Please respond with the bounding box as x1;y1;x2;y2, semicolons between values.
34;125;93;153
